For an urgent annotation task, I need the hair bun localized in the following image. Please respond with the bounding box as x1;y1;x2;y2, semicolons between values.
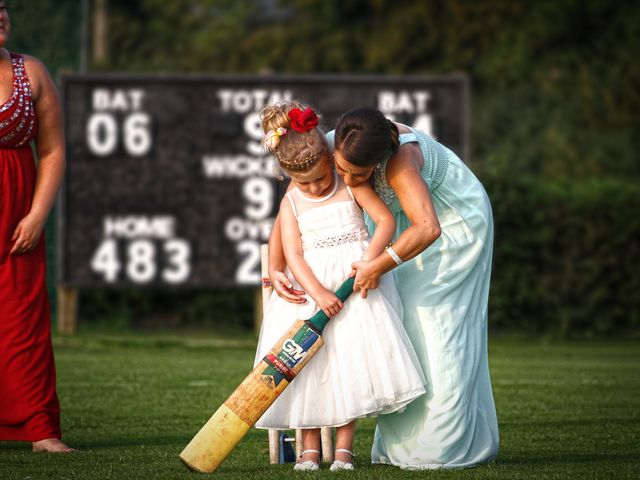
260;101;330;172
334;107;400;167
260;104;290;134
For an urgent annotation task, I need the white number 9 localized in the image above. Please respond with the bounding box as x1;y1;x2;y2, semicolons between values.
244;112;264;156
243;177;273;220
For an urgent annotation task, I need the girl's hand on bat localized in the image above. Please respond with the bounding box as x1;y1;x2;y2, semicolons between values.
270;270;307;304
351;260;381;298
315;289;343;318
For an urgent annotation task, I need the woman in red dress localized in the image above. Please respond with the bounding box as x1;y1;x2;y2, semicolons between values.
0;1;73;452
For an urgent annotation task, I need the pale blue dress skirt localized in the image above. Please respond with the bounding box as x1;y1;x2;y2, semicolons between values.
328;128;499;469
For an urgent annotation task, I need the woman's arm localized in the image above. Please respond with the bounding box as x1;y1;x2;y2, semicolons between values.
352;146;441;295
350;183;396;261
279;198;343;318
11;56;65;255
384;145;441;258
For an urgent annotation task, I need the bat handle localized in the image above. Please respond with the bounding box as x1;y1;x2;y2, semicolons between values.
308;276;356;331
335;276;356;302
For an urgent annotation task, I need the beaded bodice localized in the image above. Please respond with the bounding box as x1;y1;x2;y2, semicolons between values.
373;127;448;211
0;53;37;148
286;175;369;251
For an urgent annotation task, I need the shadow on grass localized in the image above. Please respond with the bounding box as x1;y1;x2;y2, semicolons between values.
1;434;188;451
501;418;640;427
498;451;638;466
73;435;190;449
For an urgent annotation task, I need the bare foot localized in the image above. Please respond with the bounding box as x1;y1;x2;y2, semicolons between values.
32;438;76;453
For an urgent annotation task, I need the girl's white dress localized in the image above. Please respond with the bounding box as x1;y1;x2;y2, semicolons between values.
254;175;426;429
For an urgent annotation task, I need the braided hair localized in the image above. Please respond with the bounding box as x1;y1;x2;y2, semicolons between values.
261;102;330;172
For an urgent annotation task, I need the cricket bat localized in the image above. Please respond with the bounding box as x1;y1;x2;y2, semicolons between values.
179;276;356;473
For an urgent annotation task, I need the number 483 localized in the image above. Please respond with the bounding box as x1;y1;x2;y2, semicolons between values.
90;238;191;284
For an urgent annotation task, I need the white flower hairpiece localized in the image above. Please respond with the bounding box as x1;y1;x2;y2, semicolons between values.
263;127;287;151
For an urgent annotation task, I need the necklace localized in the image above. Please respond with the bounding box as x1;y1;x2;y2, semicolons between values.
297;172;339;203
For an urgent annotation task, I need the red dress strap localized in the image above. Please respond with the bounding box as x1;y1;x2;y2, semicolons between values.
0;52;38;148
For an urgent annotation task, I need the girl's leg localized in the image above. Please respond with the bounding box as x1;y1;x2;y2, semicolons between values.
334;421;357;463
300;428;321;463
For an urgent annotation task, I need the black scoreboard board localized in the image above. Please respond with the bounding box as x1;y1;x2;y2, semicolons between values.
59;74;468;288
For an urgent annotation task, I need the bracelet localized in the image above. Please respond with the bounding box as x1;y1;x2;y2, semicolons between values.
385;245;404;266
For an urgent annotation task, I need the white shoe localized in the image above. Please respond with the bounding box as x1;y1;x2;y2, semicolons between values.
294;461;320;471
329;449;355;471
294;449;320;471
329;460;354;471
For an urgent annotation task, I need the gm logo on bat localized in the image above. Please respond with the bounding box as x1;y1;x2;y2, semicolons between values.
282;339;308;363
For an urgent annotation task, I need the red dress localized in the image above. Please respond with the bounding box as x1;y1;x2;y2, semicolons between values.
0;53;61;441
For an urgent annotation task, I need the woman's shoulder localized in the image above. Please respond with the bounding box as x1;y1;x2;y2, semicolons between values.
395;122;412;135
325;129;335;150
21;54;49;76
389;141;423;177
20;54;52;101
20;53;44;66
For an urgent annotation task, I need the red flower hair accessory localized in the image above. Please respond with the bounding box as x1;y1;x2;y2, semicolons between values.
288;107;319;132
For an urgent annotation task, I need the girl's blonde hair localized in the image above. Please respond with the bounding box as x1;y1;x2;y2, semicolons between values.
260;101;331;172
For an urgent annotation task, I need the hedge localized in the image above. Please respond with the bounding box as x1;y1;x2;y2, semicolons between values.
487;176;640;335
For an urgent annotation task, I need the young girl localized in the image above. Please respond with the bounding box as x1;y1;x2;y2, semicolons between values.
254;102;426;471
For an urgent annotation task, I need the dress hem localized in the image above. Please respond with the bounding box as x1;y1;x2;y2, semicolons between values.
254;386;426;430
371;453;498;470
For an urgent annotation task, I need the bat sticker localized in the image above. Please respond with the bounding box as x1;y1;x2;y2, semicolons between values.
260;322;320;387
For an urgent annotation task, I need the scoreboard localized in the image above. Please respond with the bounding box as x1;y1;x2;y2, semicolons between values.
59;74;468;288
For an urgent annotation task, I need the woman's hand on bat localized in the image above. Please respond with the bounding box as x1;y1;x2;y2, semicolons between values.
351;260;381;298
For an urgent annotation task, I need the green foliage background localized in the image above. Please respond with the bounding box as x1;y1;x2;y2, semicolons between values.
7;0;639;335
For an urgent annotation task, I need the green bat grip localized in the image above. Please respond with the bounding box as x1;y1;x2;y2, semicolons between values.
307;276;356;332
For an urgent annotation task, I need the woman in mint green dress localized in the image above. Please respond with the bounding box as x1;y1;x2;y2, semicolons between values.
269;106;499;469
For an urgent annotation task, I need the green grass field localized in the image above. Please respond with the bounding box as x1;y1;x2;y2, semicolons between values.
2;333;639;479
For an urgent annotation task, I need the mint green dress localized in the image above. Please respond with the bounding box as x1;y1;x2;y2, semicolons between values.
328;128;499;469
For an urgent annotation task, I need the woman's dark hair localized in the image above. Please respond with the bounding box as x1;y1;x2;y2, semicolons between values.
334;106;400;167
